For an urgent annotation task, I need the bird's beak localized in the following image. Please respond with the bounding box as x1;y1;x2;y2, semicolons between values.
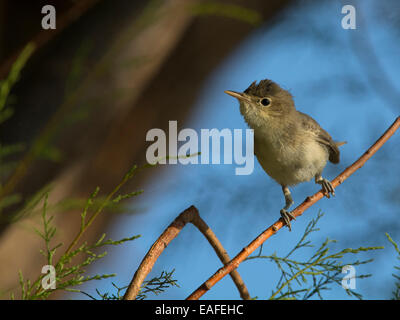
224;90;251;103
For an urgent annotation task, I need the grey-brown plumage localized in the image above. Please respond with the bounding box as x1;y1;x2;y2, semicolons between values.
298;111;341;164
225;79;346;230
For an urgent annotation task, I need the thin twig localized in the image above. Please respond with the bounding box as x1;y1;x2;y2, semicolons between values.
123;205;251;300
64;167;135;255
186;116;400;300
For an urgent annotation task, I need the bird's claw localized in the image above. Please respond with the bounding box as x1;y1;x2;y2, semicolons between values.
280;209;295;231
320;178;335;198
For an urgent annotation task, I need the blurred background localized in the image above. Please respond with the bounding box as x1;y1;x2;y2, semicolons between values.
0;0;399;300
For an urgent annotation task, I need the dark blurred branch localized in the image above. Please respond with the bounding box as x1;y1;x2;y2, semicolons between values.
123;205;251;300
0;0;100;80
186;116;400;300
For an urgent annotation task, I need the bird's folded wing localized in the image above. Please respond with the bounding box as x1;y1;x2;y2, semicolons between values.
297;111;342;164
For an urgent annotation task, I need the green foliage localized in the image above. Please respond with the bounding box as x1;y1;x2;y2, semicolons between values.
385;233;400;300
14;165;143;299
0;193;21;212
82;269;179;300
136;269;180;300
6;183;53;223
29;40;93;165
191;2;262;26
246;212;384;300
0;45;178;299
0;44;35;210
0;40;91;215
13;161;180;300
0;43;35;121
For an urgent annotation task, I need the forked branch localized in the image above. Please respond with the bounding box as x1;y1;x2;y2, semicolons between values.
123;206;251;300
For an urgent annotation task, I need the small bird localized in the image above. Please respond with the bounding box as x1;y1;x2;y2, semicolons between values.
225;79;346;230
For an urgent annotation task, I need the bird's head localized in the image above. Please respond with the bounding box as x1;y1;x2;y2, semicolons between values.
225;79;296;129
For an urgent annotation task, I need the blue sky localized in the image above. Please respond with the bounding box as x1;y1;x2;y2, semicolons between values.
76;0;400;300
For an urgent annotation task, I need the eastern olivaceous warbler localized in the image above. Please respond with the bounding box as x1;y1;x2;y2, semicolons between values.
225;79;346;230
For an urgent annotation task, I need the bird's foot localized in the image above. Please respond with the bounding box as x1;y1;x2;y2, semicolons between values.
280;209;296;231
317;178;335;198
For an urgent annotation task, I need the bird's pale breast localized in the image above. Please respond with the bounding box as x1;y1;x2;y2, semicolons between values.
254;129;328;186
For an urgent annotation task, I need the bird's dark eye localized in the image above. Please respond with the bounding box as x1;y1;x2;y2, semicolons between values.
260;98;271;106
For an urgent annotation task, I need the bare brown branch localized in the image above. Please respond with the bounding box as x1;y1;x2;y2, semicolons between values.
186;116;400;300
123;205;251;300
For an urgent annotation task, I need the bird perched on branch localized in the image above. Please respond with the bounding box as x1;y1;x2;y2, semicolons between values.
225;79;346;230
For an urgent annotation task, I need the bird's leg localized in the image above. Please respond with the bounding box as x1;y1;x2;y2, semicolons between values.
315;174;335;198
280;185;295;231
